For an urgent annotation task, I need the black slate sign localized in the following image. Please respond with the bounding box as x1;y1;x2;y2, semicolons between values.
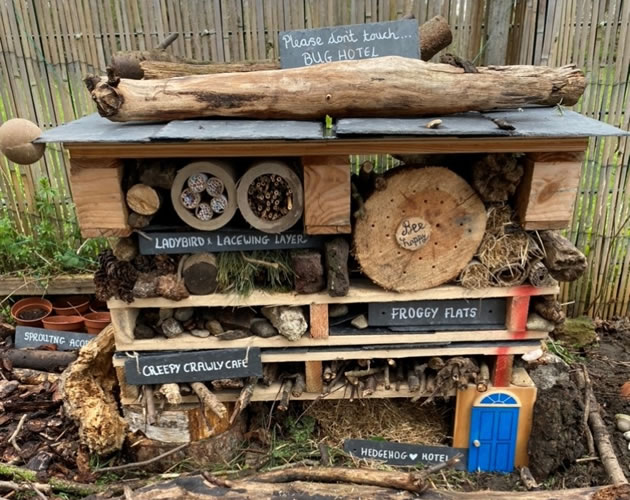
15;326;94;351
279;19;419;69
139;229;324;255
344;439;467;470
124;348;262;385
368;298;506;329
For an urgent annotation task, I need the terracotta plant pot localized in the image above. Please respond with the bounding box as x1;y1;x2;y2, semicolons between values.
89;299;108;313
11;297;53;327
42;315;85;332
52;295;90;316
83;312;111;334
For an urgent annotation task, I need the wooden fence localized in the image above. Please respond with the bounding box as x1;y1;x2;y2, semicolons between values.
0;0;628;318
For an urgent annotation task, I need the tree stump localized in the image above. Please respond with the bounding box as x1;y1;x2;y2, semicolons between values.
354;167;486;291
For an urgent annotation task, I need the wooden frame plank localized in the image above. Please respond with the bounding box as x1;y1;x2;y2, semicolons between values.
65;137;589;159
309;303;329;339
112;328;549;351
0;274;95;296
107;283;559;309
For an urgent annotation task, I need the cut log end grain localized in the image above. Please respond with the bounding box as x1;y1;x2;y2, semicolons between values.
182;253;218;295
354;167;486;292
126;184;161;215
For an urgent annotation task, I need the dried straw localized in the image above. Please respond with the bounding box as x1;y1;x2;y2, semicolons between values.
477;231;529;271
486;204;515;234
492;263;529;287
458;259;492;289
306;399;448;448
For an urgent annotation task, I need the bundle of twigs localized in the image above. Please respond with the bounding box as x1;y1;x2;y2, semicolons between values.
247;174;293;221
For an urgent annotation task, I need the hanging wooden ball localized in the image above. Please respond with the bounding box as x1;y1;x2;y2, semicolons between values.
354;167;486;292
0;118;45;165
171;161;237;231
236;161;303;234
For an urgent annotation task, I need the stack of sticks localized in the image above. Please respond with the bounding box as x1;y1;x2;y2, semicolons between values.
247;174;293;221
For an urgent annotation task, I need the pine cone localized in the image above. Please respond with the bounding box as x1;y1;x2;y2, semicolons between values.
93;249;138;303
133;255;156;274
155;254;177;275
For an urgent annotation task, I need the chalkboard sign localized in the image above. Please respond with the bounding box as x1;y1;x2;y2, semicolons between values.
279;19;419;69
139;229;324;255
368;298;506;329
124;348;262;385
15;326;94;351
344;439;467;470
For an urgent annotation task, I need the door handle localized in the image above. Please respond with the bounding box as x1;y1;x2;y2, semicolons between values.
473;439;481;448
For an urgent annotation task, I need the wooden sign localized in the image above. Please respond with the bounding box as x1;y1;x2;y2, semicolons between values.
15;326;94;351
139;229;324;255
124;348;262;385
279;19;419;69
368;298;506;329
344;439;467;470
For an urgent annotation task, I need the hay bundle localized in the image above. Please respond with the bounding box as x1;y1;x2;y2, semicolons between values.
493;263;529;286
458;259;492;289
306;399;447;448
477;231;529;270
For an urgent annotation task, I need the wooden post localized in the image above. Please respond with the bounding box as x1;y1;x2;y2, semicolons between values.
302;156;351;235
515;152;583;230
69;157;131;237
493;294;531;387
305;304;328;393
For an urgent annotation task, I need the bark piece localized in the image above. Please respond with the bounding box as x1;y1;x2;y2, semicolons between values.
250;318;278;338
211;379;244;391
4;349;77;371
158;383;182;405
86;58;585;122
354;167;486;292
126;184;161;215
262;364;279;386
325;238;350;297
139;161;177;190
292;251;325;294
0;380;19;398
113;237;139;262
230;377;257;425
10;368;60;385
540;231;587;282
471;154;523;203
292;373;306;397
262;306;308;341
60;325;127;455
191;382;228;419
182;253;218;295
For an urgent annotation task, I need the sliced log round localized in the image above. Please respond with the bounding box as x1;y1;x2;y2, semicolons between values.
236;161;303;233
126;184;161;215
354;167;486;291
171;160;237;230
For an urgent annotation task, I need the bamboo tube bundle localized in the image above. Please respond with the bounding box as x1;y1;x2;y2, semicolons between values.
528;260;557;287
237;161;304;233
171;161;237;230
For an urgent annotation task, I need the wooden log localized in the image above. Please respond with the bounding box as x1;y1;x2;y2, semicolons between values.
181;253;218;295
126;184;161;215
540;231;587;282
190;382;228;419
138;161;177;190
158;383;182;405
120;16;452;80
292;251;325;294
325;238;350;297
102;473;616;499
86;58;585;122
10;368;60;385
230;377;257;425
278;379;293;411
354;167;486;292
128;211;152;229
477;362;490;392
4;349;77;371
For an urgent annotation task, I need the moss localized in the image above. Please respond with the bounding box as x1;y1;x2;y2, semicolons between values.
554;316;597;348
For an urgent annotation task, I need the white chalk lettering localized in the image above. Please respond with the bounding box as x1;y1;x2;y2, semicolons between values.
362;27;399;41
24;331;66;345
281;33;323;49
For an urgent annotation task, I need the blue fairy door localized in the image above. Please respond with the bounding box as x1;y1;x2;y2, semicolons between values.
468;392;519;473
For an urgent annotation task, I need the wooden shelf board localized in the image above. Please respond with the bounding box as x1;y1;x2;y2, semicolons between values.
120;382;450;405
113;329;548;351
107;282;559;309
66;137;588;159
0;274;95;296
